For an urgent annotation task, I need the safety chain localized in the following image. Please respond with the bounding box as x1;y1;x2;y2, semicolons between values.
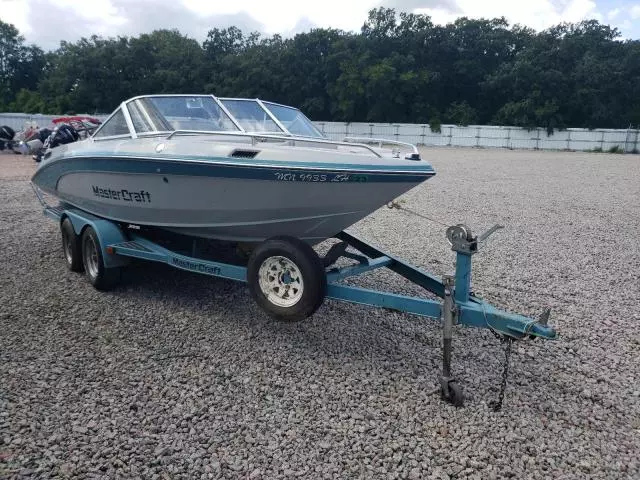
489;331;513;412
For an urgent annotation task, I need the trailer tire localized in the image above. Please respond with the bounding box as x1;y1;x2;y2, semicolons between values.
81;226;121;291
61;218;83;272
247;236;326;322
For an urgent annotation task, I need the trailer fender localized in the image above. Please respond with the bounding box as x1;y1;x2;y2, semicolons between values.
62;209;130;268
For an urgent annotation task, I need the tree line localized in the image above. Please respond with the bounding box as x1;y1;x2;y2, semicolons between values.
1;8;639;131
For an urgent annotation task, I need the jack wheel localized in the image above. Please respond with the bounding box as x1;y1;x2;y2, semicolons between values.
247;236;326;322
61;218;83;272
81;226;121;291
441;380;464;407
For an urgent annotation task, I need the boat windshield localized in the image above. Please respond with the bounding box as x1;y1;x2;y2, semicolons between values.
117;94;325;139
263;102;324;138
219;99;284;133
126;96;240;133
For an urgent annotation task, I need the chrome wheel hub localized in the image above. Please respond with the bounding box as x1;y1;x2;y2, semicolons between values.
84;236;99;279
63;232;72;263
258;256;304;308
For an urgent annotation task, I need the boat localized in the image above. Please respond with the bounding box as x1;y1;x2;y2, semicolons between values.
31;94;435;244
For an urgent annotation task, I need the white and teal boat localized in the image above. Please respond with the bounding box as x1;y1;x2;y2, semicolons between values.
32;94;435;243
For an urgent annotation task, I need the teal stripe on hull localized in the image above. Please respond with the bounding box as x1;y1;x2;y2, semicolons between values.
61;151;436;174
33;155;435;193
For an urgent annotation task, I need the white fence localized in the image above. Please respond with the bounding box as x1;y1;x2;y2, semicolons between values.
316;122;640;153
1;113;638;153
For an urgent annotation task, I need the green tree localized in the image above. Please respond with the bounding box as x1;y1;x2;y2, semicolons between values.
445;101;477;126
1;10;638;128
7;88;46;113
38;30;205;113
0;20;45;108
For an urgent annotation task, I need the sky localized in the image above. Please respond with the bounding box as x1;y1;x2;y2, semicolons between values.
1;0;639;50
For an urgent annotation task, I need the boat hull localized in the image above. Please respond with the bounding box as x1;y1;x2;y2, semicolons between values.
33;155;433;243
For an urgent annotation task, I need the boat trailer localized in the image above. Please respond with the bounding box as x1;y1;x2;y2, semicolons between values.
39;201;557;408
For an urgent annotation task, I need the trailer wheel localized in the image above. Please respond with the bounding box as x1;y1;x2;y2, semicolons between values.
61;218;83;272
81;226;121;291
247;236;326;322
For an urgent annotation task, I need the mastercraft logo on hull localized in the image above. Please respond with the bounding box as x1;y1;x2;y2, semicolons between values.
92;185;151;203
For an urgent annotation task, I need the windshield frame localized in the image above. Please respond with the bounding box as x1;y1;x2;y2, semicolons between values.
92;94;324;140
261;100;324;139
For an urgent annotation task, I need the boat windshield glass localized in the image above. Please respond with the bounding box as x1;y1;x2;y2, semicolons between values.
219;99;283;133
263;102;324;138
127;96;240;133
94;108;130;137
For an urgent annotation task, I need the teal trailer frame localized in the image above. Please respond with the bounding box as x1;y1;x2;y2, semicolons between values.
41;203;557;407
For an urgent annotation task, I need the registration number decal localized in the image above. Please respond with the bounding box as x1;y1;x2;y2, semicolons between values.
274;172;368;183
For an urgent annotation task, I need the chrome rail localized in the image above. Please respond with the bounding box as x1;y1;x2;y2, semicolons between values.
164;130;384;158
343;136;420;155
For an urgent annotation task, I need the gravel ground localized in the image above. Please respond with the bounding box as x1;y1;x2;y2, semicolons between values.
1;148;639;479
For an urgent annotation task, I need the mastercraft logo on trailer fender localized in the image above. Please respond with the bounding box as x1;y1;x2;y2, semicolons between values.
92;185;151;203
